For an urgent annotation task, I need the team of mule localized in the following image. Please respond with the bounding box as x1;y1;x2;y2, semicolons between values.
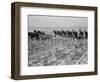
28;29;88;40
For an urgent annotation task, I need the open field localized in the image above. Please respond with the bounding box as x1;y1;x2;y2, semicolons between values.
28;36;88;66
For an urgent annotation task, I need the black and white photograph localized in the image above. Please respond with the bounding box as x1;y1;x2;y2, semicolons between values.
28;15;88;66
11;2;97;79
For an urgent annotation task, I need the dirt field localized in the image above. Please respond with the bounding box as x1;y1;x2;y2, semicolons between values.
28;37;88;66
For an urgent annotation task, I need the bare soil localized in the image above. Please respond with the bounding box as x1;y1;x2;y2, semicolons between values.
28;37;88;66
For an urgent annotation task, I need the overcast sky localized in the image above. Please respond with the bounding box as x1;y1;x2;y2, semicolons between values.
28;15;88;32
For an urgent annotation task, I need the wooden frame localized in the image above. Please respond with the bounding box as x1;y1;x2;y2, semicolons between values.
11;2;98;80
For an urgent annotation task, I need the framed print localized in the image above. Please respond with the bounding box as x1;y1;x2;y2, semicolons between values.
11;2;98;80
